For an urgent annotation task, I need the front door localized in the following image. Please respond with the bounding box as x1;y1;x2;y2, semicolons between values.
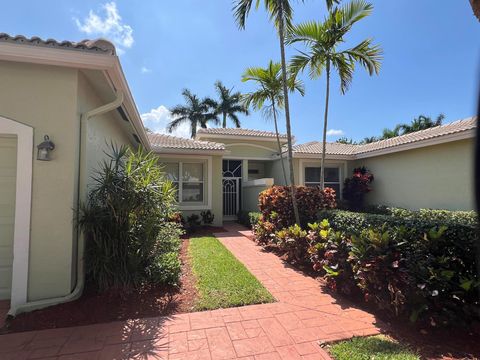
222;160;242;219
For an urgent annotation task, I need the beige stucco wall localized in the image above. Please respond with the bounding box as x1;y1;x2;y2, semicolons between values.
353;139;475;210
156;154;223;226
76;72;133;197
266;157;302;186
0;61;137;303
0;60;78;301
242;185;267;213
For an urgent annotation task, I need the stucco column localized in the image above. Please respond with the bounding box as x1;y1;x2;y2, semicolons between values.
242;159;249;182
241;159;248;211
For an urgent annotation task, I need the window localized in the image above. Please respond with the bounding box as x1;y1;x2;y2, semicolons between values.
164;162;205;203
304;166;341;195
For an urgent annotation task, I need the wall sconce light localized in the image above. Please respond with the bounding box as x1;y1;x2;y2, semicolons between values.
37;135;55;161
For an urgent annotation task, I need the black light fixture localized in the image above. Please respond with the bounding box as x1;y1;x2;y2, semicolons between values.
37;135;55;161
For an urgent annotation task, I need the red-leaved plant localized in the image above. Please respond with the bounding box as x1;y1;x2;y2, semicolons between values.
342;167;374;210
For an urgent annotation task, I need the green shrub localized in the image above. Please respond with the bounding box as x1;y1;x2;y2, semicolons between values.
186;214;202;231
237;210;261;228
314;209;479;325
275;224;308;264
309;220;358;295
200;210;215;225
79;145;183;291
149;251;181;285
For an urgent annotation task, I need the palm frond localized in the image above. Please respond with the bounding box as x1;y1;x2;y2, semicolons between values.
345;38;383;75
228;113;241;128
169;105;189;116
338;0;373;30
331;54;354;94
286;21;325;45
233;0;254;29
326;0;341;10
166;116;187;133
289;52;314;78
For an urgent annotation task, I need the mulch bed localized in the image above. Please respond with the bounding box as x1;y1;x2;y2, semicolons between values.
3;238;199;334
244;226;480;360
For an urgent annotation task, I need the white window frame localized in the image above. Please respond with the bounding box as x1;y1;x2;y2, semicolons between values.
161;155;212;211
299;159;346;199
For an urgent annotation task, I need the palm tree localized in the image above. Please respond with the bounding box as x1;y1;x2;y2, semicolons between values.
399;114;444;134
242;60;305;184
212;81;249;128
287;0;382;189
360;136;378;144
381;125;401;139
167;89;218;138
336;137;356;144
233;0;306;224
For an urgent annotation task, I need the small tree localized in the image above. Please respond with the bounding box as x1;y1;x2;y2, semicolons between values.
343;166;374;210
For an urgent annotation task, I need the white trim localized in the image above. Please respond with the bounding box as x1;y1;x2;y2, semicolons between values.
152;147;226;156
354;129;476;159
197;133;293;143
291;153;354;160
0;116;33;309
223;156;275;161
224;142;278;152
158;155;213;211
243;178;274;187
298;159;345;199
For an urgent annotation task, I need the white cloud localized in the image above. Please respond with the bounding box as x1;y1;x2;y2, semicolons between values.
141;105;191;139
326;129;345;136
74;2;133;53
141;66;152;74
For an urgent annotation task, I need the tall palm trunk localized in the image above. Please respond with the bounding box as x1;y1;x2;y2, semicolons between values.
320;60;331;189
278;5;301;225
191;120;197;139
222;112;227;128
271;100;288;184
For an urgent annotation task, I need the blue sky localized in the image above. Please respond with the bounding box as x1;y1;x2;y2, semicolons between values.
1;1;479;142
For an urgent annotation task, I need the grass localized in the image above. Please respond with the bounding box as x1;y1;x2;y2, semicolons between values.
189;236;275;310
329;335;419;360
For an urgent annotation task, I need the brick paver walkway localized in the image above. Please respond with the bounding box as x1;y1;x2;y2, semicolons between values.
0;223;382;359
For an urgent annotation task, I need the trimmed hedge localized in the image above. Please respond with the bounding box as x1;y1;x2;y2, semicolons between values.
318;209;477;246
254;206;479;326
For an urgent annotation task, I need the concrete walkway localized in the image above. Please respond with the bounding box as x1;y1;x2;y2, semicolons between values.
0;223;381;359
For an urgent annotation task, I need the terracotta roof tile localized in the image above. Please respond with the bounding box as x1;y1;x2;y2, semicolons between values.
354;116;476;155
292;141;358;156
148;133;225;151
292;117;476;157
197;128;288;139
0;33;116;55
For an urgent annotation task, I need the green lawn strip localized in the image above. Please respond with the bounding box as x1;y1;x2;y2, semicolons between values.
329;335;419;360
188;236;275;311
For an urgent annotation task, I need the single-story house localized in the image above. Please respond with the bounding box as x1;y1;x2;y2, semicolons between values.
0;33;476;318
0;34;150;316
151;118;476;226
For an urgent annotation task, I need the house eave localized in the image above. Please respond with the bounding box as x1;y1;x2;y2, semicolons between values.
290;153;355;161
197;133;293;143
152;147;227;156
0;41;151;151
354;129;476;159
